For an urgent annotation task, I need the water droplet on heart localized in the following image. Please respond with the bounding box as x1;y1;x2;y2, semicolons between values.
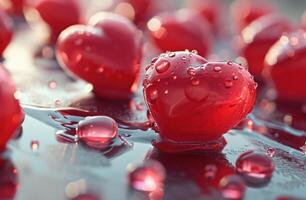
48;80;57;89
76;116;118;149
155;60;170;73
233;75;239;80
227;61;233;65
146;85;158;101
151;57;158;64
181;56;187;61
224;80;233;88
187;67;196;76
31;140;39;152
204;164;217;179
172;75;177;80
191;50;198;54
236;151;275;184
164;90;169;95
128;160;166;192
266;148;276;158
97;67;104;73
214;66;222;72
220;175;246;200
168;52;176;57
191;77;200;86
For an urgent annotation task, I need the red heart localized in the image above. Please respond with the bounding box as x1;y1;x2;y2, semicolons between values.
143;51;256;146
0;65;23;151
264;30;306;103
34;0;81;43
238;15;292;79
147;9;211;57
57;12;142;100
0;9;13;56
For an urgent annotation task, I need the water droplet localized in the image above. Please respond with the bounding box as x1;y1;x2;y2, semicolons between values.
76;116;118;149
164;90;169;95
168;52;176;58
220;175;246;200
151;57;158;64
266;148;276;158
254;82;258;89
236;151;275;184
224;80;234;88
155;60;170;73
146;84;158;101
187;67;196;76
185;82;208;102
31;140;39;152
204;164;217;179
128;160;166;192
191;77;200;86
54;99;61;106
191;50;198;54
181;56;187;61
227;61;233;65
245;119;253;131
233;75;239;80
214;66;222;72
172;75;177;80
97;67;104;73
48;80;57;89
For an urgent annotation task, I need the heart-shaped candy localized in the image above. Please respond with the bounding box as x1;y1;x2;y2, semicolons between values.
264;30;306;103
57;12;142;100
0;65;23;151
143;51;256;148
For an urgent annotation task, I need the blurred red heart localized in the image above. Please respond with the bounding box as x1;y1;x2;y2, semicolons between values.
147;9;211;57
143;51;257;146
0;9;13;56
35;0;81;43
0;65;23;151
57;12;142;100
238;15;292;79
264;30;306;103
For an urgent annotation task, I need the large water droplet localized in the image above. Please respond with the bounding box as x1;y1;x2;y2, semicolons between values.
128;160;166;192
155;60;170;73
219;175;246;200
76;116;118;149
185;82;208;102
191;77;200;86
236;151;275;185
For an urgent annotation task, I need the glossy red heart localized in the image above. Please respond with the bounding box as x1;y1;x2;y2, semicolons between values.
0;9;13;56
57;12;142;100
34;0;81;43
0;65;23;151
264;30;306;103
238;15;292;79
147;9;211;57
143;51;257;147
231;0;275;32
